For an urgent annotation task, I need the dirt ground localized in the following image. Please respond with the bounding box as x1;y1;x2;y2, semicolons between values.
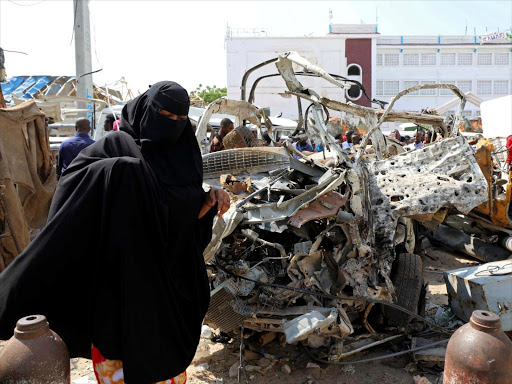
1;246;481;384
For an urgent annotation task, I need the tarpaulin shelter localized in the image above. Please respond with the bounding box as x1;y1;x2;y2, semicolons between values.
1;75;127;105
0;101;57;271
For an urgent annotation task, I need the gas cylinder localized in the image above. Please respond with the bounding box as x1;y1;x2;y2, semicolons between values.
0;314;70;383
443;310;512;384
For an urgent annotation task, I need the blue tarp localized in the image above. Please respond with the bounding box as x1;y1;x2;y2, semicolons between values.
24;76;51;98
11;76;39;99
1;76;26;95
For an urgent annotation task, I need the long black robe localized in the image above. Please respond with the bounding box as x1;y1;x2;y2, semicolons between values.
0;130;215;383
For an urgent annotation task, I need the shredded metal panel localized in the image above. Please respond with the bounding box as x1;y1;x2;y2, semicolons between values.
367;136;488;250
203;147;290;178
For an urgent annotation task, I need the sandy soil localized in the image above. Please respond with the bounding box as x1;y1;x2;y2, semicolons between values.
421;246;479;306
1;246;480;384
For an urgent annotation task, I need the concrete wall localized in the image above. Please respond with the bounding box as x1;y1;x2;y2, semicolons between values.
226;37;347;119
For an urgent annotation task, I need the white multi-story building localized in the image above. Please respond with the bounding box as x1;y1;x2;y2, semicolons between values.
376;34;512;118
225;24;512;122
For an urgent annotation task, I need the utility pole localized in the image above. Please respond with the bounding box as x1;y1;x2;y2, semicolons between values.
73;0;93;119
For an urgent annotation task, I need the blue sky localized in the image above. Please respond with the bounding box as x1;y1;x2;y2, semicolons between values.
1;0;511;94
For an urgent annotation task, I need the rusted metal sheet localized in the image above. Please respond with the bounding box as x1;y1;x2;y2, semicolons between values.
289;191;347;228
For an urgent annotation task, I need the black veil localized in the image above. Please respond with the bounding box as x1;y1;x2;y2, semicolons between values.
0;82;215;382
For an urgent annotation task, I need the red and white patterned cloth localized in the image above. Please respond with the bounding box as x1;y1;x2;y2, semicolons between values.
92;345;187;384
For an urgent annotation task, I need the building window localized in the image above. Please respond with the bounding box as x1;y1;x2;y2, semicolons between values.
476;110;481;117
494;80;509;95
457;53;473;66
457;80;472;93
440;81;456;95
421;53;436;66
377;54;383;66
420;81;437;95
347;84;362;100
376;81;383;96
384;53;399;66
462;110;473;119
477;53;492;65
477;80;492;95
404;81;420;95
443;110;456;117
403;54;419;66
347;65;361;76
440;53;456;65
384;81;399;95
494;53;510;65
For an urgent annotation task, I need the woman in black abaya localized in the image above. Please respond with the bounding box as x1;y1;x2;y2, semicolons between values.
0;81;230;383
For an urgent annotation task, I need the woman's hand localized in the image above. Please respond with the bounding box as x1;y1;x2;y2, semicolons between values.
198;186;231;219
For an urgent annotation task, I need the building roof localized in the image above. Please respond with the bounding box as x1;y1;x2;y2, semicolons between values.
330;24;378;34
329;25;512;46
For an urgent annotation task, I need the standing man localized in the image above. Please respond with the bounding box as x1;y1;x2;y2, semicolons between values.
342;130;354;150
413;130;424;149
389;129;402;144
57;117;95;177
103;114;116;134
406;130;424;150
210;118;234;152
293;136;314;158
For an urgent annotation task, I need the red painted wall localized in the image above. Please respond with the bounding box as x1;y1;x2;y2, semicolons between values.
345;38;372;107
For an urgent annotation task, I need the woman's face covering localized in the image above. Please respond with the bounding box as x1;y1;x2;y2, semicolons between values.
139;82;191;145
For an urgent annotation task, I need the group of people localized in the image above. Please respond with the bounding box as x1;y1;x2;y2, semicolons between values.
292;130;363;155
389;128;438;151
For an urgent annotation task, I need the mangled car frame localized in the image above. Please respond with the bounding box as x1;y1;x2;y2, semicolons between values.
197;52;488;355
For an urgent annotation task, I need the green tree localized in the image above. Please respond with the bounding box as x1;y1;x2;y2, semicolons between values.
194;84;227;104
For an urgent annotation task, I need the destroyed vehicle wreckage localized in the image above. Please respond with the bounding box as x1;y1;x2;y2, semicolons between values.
198;52;488;352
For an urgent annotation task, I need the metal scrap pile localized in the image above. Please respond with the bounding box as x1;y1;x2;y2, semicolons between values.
198;52;489;353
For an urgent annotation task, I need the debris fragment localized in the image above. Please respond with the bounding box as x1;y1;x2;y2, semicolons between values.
341;365;356;375
195;363;209;372
220;174;251;195
228;362;239;378
413;375;433;384
257;358;272;368
281;364;291;374
201;324;213;339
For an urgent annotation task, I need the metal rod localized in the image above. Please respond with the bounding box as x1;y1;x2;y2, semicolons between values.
339;334;404;359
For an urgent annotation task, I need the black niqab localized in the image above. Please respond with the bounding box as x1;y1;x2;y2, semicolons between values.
0;82;215;382
121;81;203;186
